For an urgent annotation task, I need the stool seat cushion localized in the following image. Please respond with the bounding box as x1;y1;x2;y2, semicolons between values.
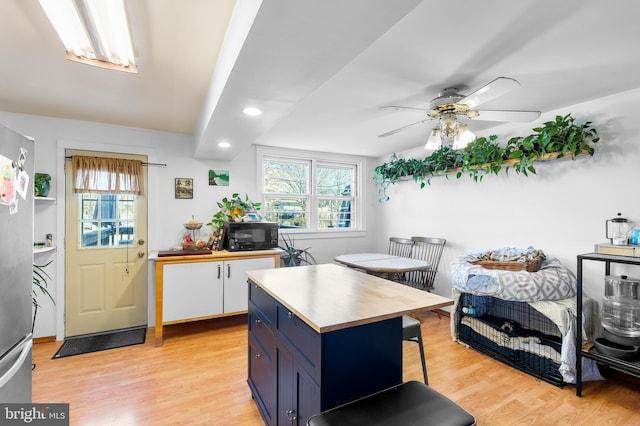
307;381;475;426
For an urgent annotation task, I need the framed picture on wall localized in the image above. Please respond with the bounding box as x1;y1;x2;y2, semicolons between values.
175;178;193;199
208;169;229;186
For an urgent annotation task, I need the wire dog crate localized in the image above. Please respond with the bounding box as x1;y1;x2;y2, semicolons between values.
454;292;565;386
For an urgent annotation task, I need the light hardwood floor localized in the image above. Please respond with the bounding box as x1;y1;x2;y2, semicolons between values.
33;312;640;425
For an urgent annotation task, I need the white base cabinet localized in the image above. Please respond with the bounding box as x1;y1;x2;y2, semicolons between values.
162;262;223;322
153;249;280;345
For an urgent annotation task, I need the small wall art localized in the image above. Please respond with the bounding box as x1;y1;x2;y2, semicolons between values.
208;169;229;186
175;178;193;199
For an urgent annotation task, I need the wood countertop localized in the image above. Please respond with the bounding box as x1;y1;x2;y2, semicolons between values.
246;263;453;333
149;248;282;263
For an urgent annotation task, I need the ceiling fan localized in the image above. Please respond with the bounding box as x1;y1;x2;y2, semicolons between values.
378;77;541;149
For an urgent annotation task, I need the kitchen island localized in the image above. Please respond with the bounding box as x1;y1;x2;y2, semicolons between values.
246;263;453;425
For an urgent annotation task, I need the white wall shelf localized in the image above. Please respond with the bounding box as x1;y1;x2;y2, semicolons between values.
33;246;56;254
34;196;56;202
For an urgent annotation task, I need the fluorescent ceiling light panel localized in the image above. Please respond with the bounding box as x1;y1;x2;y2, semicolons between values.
39;0;137;73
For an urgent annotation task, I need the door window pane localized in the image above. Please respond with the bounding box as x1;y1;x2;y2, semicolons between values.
80;194;136;247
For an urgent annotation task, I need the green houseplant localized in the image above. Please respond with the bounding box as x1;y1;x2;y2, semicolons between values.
34;173;51;197
207;193;262;230
373;114;599;201
279;233;317;267
33;261;55;332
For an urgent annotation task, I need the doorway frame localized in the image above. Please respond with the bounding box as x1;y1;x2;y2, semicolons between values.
55;140;157;341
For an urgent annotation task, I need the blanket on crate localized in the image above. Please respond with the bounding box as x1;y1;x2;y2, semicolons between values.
451;252;576;302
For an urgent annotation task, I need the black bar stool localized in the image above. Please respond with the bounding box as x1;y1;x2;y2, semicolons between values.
403;315;428;384
307;381;475;426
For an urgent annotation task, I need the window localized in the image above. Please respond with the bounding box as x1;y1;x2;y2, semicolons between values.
258;147;363;232
79;193;135;247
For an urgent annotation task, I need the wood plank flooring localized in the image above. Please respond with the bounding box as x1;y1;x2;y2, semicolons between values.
33;312;640;425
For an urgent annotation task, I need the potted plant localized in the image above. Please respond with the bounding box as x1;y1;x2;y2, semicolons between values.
33;261;55;333
279;233;317;267
207;193;262;231
34;173;51;197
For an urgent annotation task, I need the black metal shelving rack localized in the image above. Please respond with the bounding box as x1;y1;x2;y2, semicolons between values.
576;252;640;397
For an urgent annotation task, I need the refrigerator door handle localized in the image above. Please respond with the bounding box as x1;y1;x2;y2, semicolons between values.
0;335;32;390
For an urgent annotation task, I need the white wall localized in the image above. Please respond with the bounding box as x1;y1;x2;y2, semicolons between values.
0;112;378;339
10;87;635;340
375;88;640;313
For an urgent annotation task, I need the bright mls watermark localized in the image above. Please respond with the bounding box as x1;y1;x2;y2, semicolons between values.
1;404;68;425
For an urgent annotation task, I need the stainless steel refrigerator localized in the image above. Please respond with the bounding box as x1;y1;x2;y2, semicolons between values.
0;123;34;402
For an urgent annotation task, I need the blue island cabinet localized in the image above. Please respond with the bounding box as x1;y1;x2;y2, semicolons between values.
247;280;403;426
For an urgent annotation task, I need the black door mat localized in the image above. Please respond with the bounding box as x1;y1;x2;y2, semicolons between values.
52;326;147;359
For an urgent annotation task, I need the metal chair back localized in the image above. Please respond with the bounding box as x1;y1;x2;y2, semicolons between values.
406;236;446;291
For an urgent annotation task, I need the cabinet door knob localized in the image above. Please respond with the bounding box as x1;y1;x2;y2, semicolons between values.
288;311;294;319
255;353;262;358
255;318;261;324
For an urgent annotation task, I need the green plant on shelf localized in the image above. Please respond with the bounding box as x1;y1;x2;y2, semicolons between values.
373;113;599;201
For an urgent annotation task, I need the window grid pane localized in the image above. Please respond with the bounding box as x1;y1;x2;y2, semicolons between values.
80;193;136;247
264;196;309;229
318;198;353;229
264;160;309;195
317;165;354;196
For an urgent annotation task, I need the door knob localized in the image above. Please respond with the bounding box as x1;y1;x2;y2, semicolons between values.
138;239;145;245
138;251;145;258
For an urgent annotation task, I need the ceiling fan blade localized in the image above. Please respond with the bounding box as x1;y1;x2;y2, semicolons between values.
473;109;541;122
378;119;433;138
458;77;520;109
379;105;430;113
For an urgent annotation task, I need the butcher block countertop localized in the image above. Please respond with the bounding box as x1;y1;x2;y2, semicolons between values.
246;263;453;333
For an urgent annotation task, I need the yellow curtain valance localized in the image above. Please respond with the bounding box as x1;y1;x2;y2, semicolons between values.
72;156;144;196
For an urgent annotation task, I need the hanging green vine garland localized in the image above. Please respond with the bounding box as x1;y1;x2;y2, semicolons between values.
373;114;599;201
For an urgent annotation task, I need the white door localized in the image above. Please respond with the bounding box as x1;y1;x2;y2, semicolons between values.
64;152;148;336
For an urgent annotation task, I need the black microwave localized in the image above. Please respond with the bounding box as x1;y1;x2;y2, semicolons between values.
224;221;279;251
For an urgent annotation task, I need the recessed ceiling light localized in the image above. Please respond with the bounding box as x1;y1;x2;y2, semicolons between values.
218;141;231;149
243;107;262;116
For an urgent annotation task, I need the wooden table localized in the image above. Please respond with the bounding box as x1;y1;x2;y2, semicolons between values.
334;252;431;280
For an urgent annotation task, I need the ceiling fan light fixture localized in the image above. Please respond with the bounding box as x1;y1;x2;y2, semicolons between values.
452;124;476;150
425;127;441;150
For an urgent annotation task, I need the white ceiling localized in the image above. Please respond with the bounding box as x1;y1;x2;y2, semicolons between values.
2;0;640;160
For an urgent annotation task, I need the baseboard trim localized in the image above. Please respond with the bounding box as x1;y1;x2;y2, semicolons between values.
34;336;56;344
